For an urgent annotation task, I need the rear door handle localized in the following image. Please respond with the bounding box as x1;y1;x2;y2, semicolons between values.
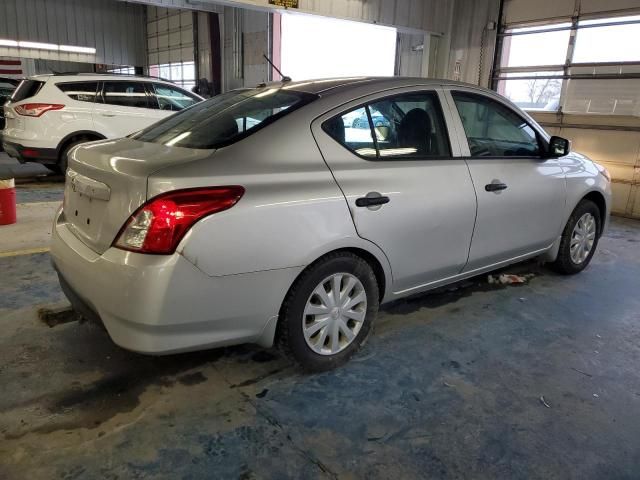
356;195;390;207
485;182;508;192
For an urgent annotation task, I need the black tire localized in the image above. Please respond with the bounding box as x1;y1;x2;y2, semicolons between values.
277;252;379;372
550;199;601;275
57;139;90;175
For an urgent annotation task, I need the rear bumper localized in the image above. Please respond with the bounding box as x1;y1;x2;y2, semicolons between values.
50;208;300;354
2;140;57;164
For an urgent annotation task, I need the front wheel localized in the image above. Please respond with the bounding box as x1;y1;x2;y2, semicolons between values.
277;252;379;372
551;199;601;275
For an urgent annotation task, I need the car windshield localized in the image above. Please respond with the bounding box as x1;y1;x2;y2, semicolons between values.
135;88;317;149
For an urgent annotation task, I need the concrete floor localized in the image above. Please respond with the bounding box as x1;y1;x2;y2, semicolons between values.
1;184;639;479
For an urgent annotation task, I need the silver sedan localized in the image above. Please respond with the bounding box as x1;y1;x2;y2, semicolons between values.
51;77;612;371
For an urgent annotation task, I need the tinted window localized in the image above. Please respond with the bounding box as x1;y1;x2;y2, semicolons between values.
11;80;45;102
452;92;541;157
135;88;316;149
100;81;151;109
57;82;99;103
324;91;451;159
152;83;198;111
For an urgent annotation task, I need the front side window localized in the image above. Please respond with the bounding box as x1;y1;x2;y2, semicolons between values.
135;88;316;149
57;82;99;103
100;81;152;109
323;91;451;159
452;92;541;157
152;83;199;111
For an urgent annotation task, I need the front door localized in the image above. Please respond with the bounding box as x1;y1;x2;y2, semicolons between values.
313;88;477;294
446;89;566;271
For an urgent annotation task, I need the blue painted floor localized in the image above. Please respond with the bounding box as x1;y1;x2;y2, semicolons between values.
0;217;639;479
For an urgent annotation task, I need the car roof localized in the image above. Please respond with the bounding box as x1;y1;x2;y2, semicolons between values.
29;73;177;84
262;76;488;96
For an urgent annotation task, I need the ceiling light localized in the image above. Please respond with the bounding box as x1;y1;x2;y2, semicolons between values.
19;41;58;50
59;45;96;54
0;38;96;55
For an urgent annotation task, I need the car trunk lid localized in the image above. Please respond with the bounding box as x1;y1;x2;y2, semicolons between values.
64;138;214;254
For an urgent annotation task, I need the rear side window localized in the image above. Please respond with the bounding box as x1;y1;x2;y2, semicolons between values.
100;81;152;109
57;82;99;103
451;91;541;157
11;80;45;102
324;107;377;158
135;88;317;149
152;83;198;111
323;91;451;159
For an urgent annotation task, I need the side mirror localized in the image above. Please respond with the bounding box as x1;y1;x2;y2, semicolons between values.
547;136;571;158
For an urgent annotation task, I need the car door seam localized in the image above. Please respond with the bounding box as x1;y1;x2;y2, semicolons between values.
308;122;396;283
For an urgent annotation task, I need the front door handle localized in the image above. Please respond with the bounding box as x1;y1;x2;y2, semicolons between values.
100;112;117;117
485;182;508;192
356;194;390;208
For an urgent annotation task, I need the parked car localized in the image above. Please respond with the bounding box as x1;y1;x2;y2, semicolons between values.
2;74;202;173
351;111;391;129
0;77;20;150
50;78;611;372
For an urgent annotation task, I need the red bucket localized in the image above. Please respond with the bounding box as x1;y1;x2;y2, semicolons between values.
0;179;17;226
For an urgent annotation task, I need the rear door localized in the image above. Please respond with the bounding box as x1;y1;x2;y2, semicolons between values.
445;89;566;271
93;80;157;138
312;88;477;294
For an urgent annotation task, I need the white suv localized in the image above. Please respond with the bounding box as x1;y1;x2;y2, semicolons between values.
1;74;202;173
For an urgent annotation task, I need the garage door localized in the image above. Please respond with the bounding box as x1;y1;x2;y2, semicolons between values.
147;6;196;91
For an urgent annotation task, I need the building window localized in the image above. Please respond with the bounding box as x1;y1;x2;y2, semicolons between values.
107;66;136;75
494;15;640;116
148;61;195;92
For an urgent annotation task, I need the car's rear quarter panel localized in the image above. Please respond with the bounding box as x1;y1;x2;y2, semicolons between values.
148;106;392;285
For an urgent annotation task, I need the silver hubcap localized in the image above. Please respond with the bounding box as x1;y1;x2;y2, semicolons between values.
303;273;367;356
570;213;596;264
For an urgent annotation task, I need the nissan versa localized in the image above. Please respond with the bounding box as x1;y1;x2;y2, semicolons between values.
50;77;611;371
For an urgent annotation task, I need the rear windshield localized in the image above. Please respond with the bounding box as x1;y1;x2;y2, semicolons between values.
135;88;317;149
11;79;45;102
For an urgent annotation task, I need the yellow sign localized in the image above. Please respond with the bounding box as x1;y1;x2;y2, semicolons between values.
269;0;299;8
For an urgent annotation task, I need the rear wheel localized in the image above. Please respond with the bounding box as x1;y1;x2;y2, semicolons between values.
277;252;379;372
54;138;92;175
551;199;601;275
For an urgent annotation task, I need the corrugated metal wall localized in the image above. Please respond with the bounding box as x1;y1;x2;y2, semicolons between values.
0;0;146;66
446;0;500;87
222;7;270;90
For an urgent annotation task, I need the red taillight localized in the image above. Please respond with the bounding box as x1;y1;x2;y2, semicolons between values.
14;103;65;117
113;186;245;255
21;149;41;158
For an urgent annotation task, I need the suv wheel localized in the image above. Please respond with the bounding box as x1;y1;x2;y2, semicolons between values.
54;139;90;175
551;199;601;275
277;252;379;372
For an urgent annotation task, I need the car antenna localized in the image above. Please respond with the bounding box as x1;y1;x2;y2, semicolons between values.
263;54;291;83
